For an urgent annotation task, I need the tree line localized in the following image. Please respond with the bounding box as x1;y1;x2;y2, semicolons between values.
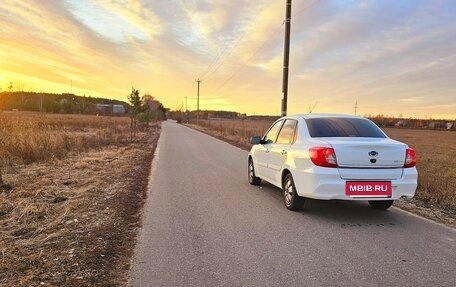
127;87;167;141
0;91;127;114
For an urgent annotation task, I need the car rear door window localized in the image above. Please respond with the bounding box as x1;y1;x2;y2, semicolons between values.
306;118;386;138
263;120;284;143
276;119;297;144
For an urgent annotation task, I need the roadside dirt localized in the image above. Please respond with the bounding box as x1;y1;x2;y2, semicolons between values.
186;123;456;229
0;125;160;286
1;120;452;286
394;198;456;229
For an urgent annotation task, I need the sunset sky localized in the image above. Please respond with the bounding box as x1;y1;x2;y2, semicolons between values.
1;0;455;119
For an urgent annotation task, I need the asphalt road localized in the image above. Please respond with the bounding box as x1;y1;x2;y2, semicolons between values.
130;120;456;287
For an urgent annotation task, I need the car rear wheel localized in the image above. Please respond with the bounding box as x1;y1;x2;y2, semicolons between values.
368;200;394;210
248;158;261;185
283;173;304;211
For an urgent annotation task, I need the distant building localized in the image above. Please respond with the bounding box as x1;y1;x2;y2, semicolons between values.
96;104;126;115
394;120;408;128
427;121;446;129
113;105;126;114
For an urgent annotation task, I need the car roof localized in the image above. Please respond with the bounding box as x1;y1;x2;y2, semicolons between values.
284;113;364;120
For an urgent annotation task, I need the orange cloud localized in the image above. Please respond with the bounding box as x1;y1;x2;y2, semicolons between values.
1;0;455;119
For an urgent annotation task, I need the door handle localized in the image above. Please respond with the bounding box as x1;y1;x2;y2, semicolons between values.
281;150;287;155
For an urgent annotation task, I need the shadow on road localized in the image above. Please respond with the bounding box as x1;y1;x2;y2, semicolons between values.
254;182;404;227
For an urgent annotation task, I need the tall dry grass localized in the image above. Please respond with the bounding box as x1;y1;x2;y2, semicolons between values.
0;111;160;285
0;111;134;167
191;119;456;210
193;119;271;150
383;128;456;209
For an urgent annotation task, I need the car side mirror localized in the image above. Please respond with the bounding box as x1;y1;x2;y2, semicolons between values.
250;136;262;145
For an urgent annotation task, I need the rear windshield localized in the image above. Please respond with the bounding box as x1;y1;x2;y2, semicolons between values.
305;118;386;138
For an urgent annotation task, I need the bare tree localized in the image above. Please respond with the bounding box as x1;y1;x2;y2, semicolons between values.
128;87;141;142
140;94;154;126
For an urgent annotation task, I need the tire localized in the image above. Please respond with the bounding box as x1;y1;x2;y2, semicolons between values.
368;200;394;210
248;158;261;185
283;173;304;211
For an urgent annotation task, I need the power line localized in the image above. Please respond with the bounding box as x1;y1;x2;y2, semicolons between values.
199;41;233;80
207;22;285;97
198;21;257;81
200;1;278;81
291;0;322;17
201;0;322;101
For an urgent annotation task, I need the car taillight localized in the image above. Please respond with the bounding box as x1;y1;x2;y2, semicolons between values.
404;148;416;168
309;147;338;168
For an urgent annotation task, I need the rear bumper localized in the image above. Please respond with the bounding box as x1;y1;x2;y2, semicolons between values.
292;166;418;200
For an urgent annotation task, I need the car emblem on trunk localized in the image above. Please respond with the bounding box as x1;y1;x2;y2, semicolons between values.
368;151;378;157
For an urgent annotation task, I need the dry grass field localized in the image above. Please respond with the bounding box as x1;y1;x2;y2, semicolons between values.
0;111;160;286
0;111;134;167
190;119;456;214
382;128;456;209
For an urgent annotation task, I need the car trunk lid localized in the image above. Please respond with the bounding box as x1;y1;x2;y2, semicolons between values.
323;138;405;180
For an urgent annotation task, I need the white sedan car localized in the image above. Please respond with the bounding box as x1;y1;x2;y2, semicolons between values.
248;114;418;211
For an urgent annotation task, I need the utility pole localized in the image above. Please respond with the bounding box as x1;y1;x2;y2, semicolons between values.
354;100;359;116
195;78;201;123
281;0;292;117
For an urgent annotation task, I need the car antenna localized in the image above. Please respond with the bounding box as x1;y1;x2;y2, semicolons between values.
309;101;318;114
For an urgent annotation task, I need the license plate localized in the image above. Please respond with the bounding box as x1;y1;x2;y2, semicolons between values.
346;181;392;198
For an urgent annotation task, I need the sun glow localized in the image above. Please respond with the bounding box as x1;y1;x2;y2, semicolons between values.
0;1;455;119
